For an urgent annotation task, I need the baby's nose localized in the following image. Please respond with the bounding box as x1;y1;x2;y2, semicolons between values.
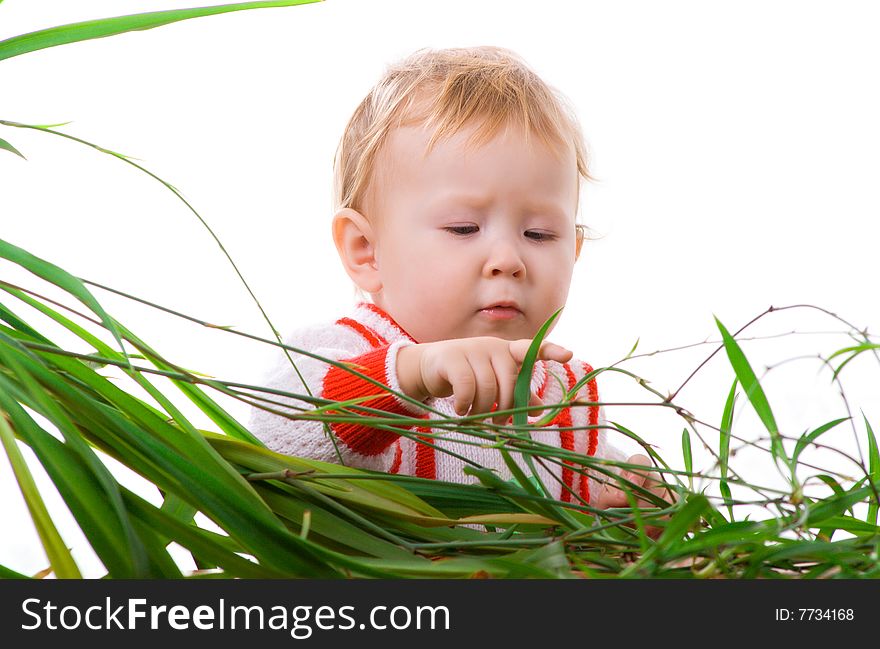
486;242;525;277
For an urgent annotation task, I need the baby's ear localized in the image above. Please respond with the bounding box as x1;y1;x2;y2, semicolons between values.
332;207;382;294
574;224;585;260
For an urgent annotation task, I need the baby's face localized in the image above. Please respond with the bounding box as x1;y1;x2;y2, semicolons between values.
366;120;579;343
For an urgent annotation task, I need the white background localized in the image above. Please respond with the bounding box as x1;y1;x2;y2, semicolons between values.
1;0;878;577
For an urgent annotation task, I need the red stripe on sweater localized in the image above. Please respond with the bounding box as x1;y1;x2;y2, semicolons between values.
579;361;600;504
389;441;402;474
537;361;550;399
337;317;387;347
415;426;436;479
556;363;578;503
584;362;600;456
323;346;410;456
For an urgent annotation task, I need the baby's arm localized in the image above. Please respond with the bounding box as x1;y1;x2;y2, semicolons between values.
247;323;428;471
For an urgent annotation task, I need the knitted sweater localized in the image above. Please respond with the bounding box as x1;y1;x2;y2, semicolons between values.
248;301;625;506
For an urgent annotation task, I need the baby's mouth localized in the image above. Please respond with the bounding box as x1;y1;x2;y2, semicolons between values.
478;305;522;320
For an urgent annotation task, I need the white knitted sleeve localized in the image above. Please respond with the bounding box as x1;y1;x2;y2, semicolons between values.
245;322;413;471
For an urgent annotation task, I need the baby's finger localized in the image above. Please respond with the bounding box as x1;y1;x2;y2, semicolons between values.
597;481;628;509
469;355;498;418
508;339;572;365
440;354;475;417
537;341;573;363
625;455;657;489
491;354;519;425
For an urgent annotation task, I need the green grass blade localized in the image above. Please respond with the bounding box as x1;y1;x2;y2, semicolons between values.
622;494;709;575
255;485;421;561
811;474;855;519
714;316;787;465
1;283;261;446
0;238;129;367
5;334;338;576
805;483;874;528
0;564;30;579
828;343;880;381
0;334;153;576
402;478;520;518
0;404;82;578
113;321;262;445
671;520;770;558
513;307;563;429
864;413;879;526
504;307;582;527
497;448;578;529
812;515;879;535
719;378;737;520
793;417;850;464
0;382;159;577
650;493;709;553
0;1;322;62
608;420;687;491
681;427;693;491
209;436;446;521
0;300;54;343
0;136;25;159
624;337;640;360
122;489;287;578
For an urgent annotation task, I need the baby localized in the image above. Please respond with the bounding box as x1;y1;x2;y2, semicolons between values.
249;46;663;511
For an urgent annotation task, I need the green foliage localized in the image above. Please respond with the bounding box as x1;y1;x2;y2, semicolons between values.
2;0;879;580
0;1;322;62
3;255;878;578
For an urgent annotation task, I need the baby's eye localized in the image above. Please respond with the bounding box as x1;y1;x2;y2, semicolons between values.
525;230;556;242
445;226;479;235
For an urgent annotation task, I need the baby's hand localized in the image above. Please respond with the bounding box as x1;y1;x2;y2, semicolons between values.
595;454;671;539
396;337;573;424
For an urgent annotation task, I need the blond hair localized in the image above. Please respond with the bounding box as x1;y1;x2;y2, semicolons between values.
333;46;593;300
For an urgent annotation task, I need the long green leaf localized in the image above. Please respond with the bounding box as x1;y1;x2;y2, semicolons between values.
4;332;337;576
0;238;129;366
865;413;879;526
718;378;737;520
1;283;261;447
0;136;25;159
805;484;875;528
812;474;855;518
793;417;849;464
0;1;322;62
505;307;581;527
714;316;787;464
0;334;153;576
828;342;880;380
681;428;693;492
0;564;30;579
513;307;563;429
0;404;82;578
0;380;158;577
122;490;288;578
255;485;420;561
210;436;446;521
622;494;709;575
113;321;262;445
